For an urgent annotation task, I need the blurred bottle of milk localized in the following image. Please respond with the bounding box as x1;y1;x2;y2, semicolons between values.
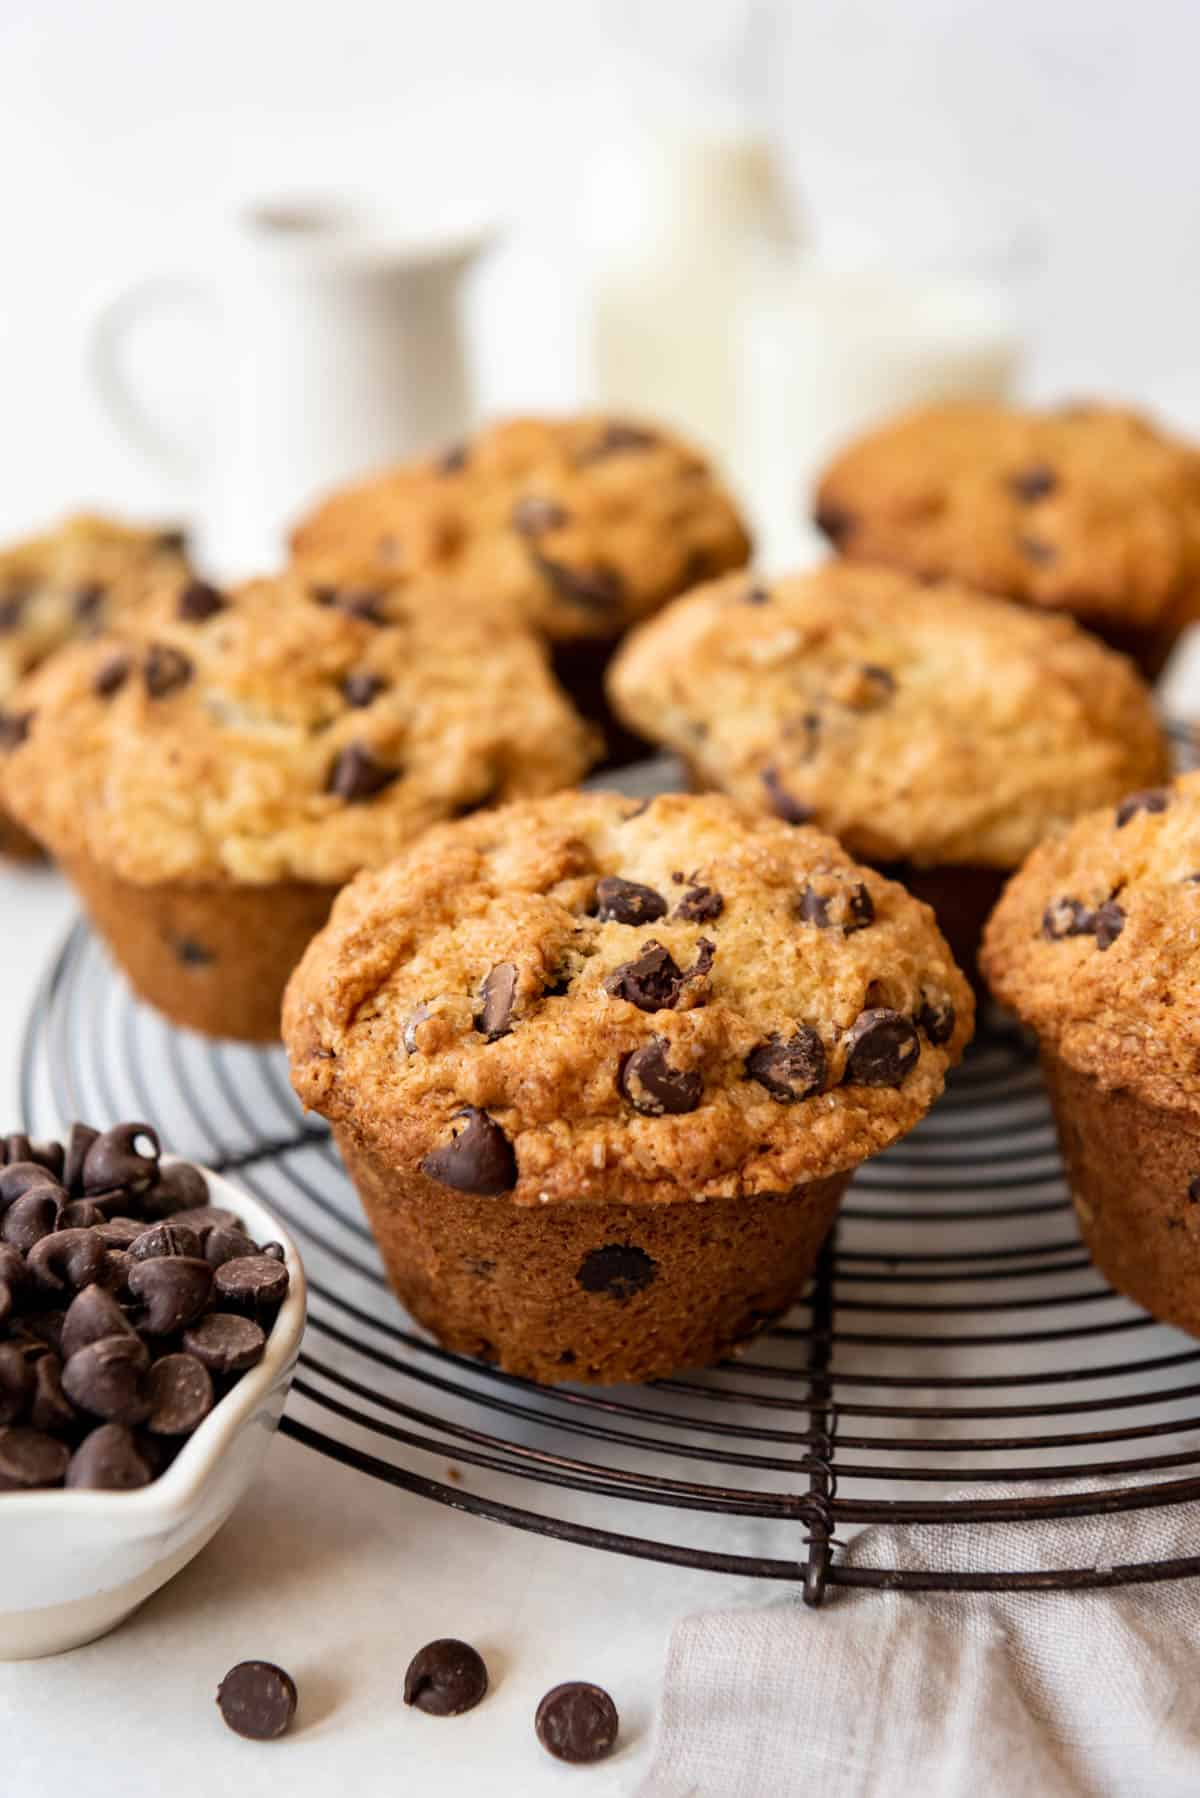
582;120;797;465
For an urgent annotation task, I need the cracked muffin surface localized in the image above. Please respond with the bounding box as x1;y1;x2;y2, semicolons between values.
0;567;597;887
284;791;973;1206
607;563;1167;871
982;770;1200;1113
288;413;751;644
814;401;1200;637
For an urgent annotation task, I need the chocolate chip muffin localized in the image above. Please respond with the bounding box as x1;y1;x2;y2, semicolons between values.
288;413;752;753
982;772;1200;1335
813;401;1200;675
607;563;1168;980
1;569;596;1041
283;791;972;1383
0;513;190;856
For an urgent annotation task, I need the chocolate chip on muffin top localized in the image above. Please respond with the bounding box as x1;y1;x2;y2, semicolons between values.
283;792;972;1206
607;563;1167;872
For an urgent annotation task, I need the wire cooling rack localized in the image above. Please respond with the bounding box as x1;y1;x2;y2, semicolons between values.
18;735;1200;1603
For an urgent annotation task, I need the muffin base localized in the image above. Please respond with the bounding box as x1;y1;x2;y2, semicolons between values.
1042;1049;1200;1336
875;861;1008;990
336;1124;850;1384
62;853;338;1042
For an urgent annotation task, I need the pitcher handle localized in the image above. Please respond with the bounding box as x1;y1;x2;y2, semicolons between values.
85;275;218;479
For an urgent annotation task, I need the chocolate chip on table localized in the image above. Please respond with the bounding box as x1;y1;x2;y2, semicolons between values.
202;1225;259;1269
674;884;723;922
760;765;813;825
605;942;685;1011
2;1188;62;1252
1009;463;1058;502
476;963;518;1041
83;1121;160;1196
62;1334;151;1423
1115;788;1168;828
576;1244;657;1301
533;552;624;614
420;1108;518;1196
1017;535;1057;566
342;670;386;708
0;1425;70;1490
60;1284;136;1361
145;1353;214;1436
511;495;568;535
326;742;399;802
66;1423;152;1490
843;1009;921;1087
128;1222;203;1262
746;1030;827;1102
218;1661;299;1740
535;1681;619;1764
917;996;956;1046
1093;899;1126;950
594;876;668;925
143;643;194;698
403;1639;489;1717
182;1313;267;1375
619;1038;702;1115
0;1343;33;1423
62;1123;99;1195
31;1354;76;1434
212;1255;289;1317
26;1228;107;1295
177;580;227;622
128;1256;214;1334
0;710;33;752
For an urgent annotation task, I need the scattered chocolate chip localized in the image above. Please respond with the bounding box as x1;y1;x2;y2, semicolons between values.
217;1661;299;1741
595;876;668;926
674;884;723;922
917;996;956;1046
1017;535;1057;566
176;580;226;622
420;1108;518;1196
143;643;193;698
26;1228;107;1295
202;1225;259;1269
579;421;656;462
533;552;624;614
1116;788;1169;828
94;652;132;698
746;1030;827;1102
0;1343;33;1423
1042;897;1095;941
605;942;684;1011
145;1353;214;1436
576;1244;657;1301
30;1354;75;1434
60;1285;136;1361
618;1038;702;1116
2;1188;62;1252
814;503;854;545
477;963;518;1041
761;765;812;825
512;495;568;535
0;710;33;752
438;441;468;474
212;1255;289;1317
535;1682;619;1764
326;742;399;802
1009;463;1058;502
83;1122;160;1196
182;1312;266;1375
0;1425;70;1490
843;1009;921;1087
403;1639;489;1717
1094;899;1126;950
342;669;386;708
62;1334;150;1422
128;1256;213;1334
66;1422;152;1490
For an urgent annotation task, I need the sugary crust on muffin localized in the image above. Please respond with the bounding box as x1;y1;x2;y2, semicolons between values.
0;512;189;704
982;770;1200;1112
607;563;1167;870
284;791;972;1204
0;569;597;886
288;413;752;644
814;401;1200;631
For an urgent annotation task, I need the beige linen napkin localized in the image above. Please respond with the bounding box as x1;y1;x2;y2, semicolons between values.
639;1475;1200;1798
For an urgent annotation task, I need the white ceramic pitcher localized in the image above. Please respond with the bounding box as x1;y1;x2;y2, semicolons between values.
87;198;493;573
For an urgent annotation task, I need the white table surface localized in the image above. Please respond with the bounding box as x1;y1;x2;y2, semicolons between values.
0;861;766;1797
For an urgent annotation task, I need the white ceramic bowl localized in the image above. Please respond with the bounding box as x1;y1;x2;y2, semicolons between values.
0;1165;306;1659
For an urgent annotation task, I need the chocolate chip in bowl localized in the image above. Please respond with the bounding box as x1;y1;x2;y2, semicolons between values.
0;1119;305;1659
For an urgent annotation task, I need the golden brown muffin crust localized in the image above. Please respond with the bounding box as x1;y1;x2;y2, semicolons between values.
0;568;596;887
607;563;1168;870
284;791;972;1205
815;401;1200;632
289;413;752;644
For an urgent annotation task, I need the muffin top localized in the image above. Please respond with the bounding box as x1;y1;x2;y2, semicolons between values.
288;413;752;644
814;402;1200;632
982;771;1200;1112
0;569;596;887
0;512;190;705
284;791;972;1206
607;563;1168;871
